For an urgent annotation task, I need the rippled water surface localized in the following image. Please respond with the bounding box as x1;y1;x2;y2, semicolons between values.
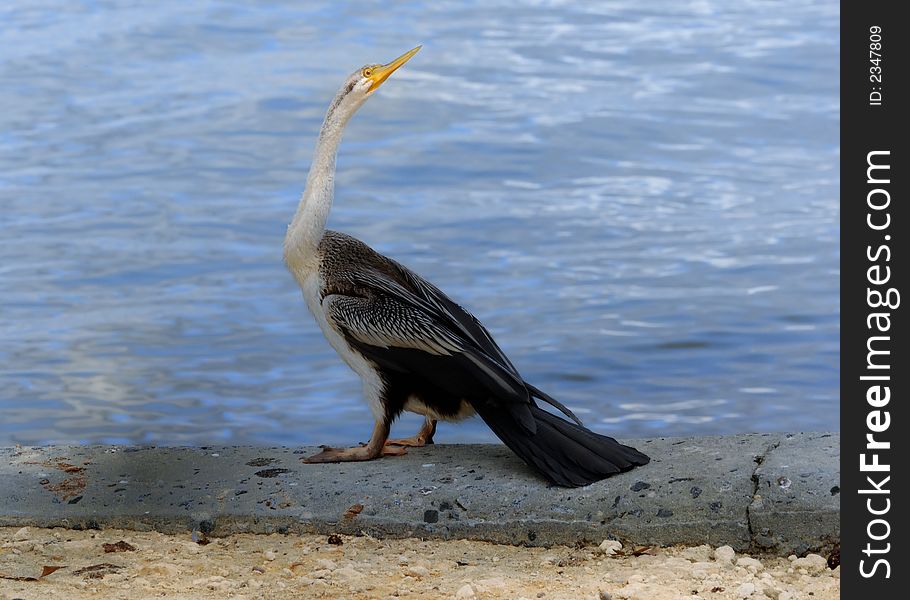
0;1;839;446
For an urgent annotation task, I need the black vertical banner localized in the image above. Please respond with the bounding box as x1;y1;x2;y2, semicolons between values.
841;0;907;596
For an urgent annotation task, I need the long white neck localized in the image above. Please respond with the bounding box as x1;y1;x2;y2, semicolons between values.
284;89;362;267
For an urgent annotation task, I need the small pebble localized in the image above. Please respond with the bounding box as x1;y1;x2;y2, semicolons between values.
792;553;828;573
598;540;623;556
737;556;764;571
335;566;363;579
407;565;430;578
679;545;713;562
456;583;476;599
736;582;756;598
714;545;736;563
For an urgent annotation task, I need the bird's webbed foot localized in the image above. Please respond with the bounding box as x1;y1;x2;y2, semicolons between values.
386;417;437;447
303;444;405;463
301;420;406;463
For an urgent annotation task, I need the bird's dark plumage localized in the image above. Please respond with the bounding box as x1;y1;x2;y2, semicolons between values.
316;231;649;486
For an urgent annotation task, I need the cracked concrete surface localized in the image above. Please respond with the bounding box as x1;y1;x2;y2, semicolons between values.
745;437;782;550
748;433;839;555
0;433;838;555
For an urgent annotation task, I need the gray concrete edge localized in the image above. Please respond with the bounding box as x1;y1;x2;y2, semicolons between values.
0;433;839;556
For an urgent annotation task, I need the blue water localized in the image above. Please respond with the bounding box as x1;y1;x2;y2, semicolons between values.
0;1;839;447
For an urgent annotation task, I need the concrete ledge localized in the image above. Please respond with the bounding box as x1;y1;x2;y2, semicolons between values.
0;433;839;555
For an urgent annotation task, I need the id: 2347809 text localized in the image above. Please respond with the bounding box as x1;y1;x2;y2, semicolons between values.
869;26;883;106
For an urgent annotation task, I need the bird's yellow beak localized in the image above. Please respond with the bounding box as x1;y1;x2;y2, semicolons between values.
368;46;421;91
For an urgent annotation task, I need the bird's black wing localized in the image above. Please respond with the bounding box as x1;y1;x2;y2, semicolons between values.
325;260;582;428
389;261;584;426
392;263;519;371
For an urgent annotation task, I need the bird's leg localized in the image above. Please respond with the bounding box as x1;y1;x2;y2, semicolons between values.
302;420;406;463
386;417;437;448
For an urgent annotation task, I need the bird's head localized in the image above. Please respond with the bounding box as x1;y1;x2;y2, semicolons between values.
324;46;421;126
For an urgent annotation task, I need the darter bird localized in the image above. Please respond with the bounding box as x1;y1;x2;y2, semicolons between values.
283;46;649;486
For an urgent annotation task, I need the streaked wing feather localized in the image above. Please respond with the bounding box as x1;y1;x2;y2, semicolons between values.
381;263;585;426
325;265;531;405
324;293;462;356
394;266;519;372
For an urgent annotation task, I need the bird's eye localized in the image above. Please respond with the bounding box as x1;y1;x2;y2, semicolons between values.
362;67;373;78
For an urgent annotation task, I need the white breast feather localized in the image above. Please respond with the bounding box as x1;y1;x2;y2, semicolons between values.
300;272;385;421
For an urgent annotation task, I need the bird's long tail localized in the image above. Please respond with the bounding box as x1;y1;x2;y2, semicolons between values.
475;395;650;487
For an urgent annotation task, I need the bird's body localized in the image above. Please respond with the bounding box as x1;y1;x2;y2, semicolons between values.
284;47;649;486
289;230;478;424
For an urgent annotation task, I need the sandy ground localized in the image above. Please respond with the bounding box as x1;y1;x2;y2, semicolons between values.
1;527;838;600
